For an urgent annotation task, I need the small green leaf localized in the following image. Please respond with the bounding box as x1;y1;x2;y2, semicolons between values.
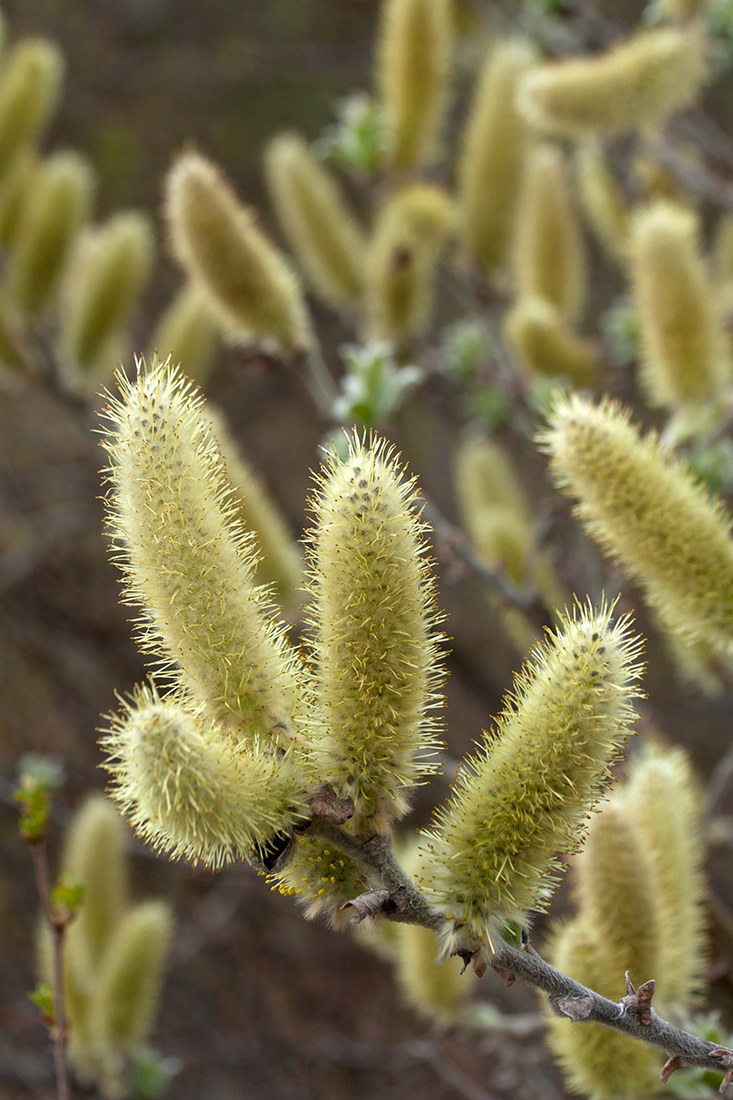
51;873;86;926
29;982;55;1025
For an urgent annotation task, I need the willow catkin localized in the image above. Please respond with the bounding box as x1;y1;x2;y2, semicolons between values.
365;183;453;342
166;151;310;353
305;431;445;833
0;38;63;183
457;40;534;279
575;145;630;266
376;0;453;172
152;282;219;384
518;27;707;139
505;296;599;387
539;393;733;653
417;599;643;962
630;201;730;408
265;132;365;308
513;144;586;322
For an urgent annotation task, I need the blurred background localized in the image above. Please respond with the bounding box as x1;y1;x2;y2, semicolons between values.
1;1;733;1098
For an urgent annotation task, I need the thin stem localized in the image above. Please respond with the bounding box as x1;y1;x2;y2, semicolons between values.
28;840;71;1100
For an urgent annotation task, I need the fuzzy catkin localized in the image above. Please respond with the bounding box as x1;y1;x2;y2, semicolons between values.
457;40;533;279
518;28;707;139
505;297;598;387
271;833;370;928
100;686;310;867
513;145;586;322
365;183;453;342
545;920;662;1100
306;432;444;833
0;38;63;183
166;151;310;352
630;201;730;408
61;795;127;969
102;356;309;745
152;282;219;384
7;150;94;316
265;132;365;308
0;150;38;248
622;745;707;1006
203;405;303;603
88;901;172;1055
575;145;630;266
541;394;733;652
61;211;153;374
376;0;453;171
417;599;643;953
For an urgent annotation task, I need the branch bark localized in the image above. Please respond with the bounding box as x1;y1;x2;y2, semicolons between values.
310;821;733;1090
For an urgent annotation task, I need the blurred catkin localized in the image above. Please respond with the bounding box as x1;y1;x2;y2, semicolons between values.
265;132;365;308
166;151;311;353
518;28;707;138
0;38;63;183
88;900;173;1057
376;0;453;171
0;150;37;248
505;297;599;387
630;201;730;408
457;40;533;280
513;144;586;322
60;211;154;374
203;405;304;603
545;920;662;1100
152;282;219;384
365;183;453;342
622;745;707;1006
61;795;127;969
540;393;733;653
7;150;94;316
306;432;444;833
417;600;642;958
575;146;630;265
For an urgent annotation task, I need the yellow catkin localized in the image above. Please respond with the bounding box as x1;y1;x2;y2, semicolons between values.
545;920;662;1100
265;132;366;308
100;685;311;868
305;431;445;833
101;356;310;746
60;211;154;374
0;38;64;184
629;201;730;408
505;296;599;387
61;795;127;969
417;599;643;962
622;744;707;1007
203;405;303;603
7;150;94;316
0;149;38;248
457;40;534;280
364;183;453;343
575;145;630;265
166;151;311;353
88;901;172;1055
376;0;453;171
539;393;733;653
518;28;707;139
152;282;219;384
512;144;586;322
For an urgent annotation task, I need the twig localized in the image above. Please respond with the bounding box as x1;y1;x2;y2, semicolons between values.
28;839;71;1100
308;822;733;1089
